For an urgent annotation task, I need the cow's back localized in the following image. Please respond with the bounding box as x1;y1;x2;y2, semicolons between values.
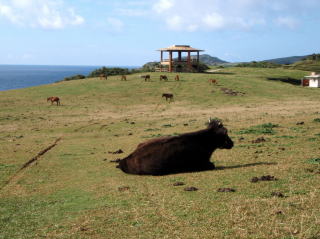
118;134;210;175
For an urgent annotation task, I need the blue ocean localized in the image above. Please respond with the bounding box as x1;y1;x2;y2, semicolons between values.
0;65;137;91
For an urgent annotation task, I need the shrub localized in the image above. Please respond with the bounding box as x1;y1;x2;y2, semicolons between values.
63;74;86;81
141;62;161;72
236;61;280;68
87;67;131;78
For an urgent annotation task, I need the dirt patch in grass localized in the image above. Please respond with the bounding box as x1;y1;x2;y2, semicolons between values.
250;175;278;183
108;149;124;154
252;137;267;143
220;88;246;96
217;188;236;192
184;186;198;191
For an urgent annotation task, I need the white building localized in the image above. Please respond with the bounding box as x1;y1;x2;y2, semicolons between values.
302;72;320;87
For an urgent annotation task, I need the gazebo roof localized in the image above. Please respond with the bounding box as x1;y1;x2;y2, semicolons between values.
158;45;204;52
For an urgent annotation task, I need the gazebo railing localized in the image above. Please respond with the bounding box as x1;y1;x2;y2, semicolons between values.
161;59;199;63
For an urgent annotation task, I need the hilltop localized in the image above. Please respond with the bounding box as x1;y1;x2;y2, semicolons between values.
234;53;320;72
195;54;228;65
285;54;320;72
263;55;308;64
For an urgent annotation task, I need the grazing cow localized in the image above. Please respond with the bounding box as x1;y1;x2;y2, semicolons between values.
121;75;127;81
140;75;151;81
47;96;60;106
118;119;234;175
175;75;180;81
208;79;217;84
100;74;107;80
162;93;174;102
160;75;168;81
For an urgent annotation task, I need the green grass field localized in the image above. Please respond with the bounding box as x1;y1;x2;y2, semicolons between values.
1;67;320;239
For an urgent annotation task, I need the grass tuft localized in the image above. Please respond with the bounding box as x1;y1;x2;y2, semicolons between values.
306;158;320;164
237;123;279;135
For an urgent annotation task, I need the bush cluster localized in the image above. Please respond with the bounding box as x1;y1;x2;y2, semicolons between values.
87;67;131;78
236;61;280;68
62;74;86;81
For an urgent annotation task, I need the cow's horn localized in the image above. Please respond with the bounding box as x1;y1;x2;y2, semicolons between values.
208;117;212;123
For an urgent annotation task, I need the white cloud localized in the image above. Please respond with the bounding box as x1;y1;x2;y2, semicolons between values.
151;0;316;32
275;16;299;29
203;12;225;30
153;0;174;13
0;4;20;23
107;17;124;32
0;0;84;29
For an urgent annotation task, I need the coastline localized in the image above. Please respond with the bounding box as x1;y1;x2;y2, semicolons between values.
0;65;139;91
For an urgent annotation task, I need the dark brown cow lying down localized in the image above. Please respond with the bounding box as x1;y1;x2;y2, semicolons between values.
118;120;234;175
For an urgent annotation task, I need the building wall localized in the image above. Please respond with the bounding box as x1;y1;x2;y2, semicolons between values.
309;79;320;87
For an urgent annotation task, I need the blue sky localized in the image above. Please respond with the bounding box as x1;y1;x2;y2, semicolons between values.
0;0;319;66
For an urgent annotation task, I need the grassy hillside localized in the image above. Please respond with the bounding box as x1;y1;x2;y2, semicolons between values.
1;68;320;239
288;59;320;72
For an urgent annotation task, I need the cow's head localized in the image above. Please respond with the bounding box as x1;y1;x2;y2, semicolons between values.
207;118;234;149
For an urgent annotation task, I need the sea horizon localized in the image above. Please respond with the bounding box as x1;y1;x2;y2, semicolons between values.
0;64;140;91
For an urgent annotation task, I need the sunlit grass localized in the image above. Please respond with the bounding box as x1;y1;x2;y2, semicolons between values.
1;68;320;239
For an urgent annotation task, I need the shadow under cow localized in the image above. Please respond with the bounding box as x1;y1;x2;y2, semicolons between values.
215;162;277;170
139;162;278;176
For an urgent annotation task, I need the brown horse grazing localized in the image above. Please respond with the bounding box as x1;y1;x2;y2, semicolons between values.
141;75;151;81
100;74;107;80
47;96;60;106
175;75;180;81
162;93;174;102
208;79;217;84
121;75;127;81
160;75;168;81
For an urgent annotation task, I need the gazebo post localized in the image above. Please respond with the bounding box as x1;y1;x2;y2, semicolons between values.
160;51;163;72
169;51;173;72
187;52;192;71
197;51;200;71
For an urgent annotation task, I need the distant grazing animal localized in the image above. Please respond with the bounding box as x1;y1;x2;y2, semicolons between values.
121;75;127;81
47;96;60;106
160;75;168;81
175;75;180;81
208;79;217;84
100;74;107;80
162;93;174;102
140;75;151;81
117;119;234;175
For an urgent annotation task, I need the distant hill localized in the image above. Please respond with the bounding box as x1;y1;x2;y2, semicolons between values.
198;54;228;65
285;54;320;72
177;54;228;65
263;55;308;65
235;54;320;70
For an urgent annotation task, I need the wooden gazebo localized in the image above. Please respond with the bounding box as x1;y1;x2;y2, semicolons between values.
157;45;204;72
